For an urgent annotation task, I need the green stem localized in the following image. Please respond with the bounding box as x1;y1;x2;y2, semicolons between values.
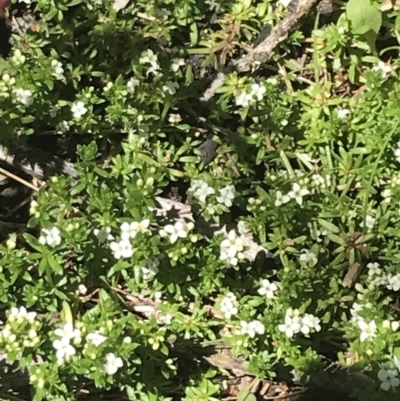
362;121;399;229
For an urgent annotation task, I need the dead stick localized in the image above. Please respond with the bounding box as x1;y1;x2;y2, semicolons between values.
201;0;319;102
0;167;39;191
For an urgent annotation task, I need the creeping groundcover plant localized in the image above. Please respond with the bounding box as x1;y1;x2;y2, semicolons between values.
2;0;400;400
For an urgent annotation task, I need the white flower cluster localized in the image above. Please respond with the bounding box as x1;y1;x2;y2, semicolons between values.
139;49;160;76
365;261;400;292
9;306;37;323
1;307;39;352
188;179;215;203
39;226;62;247
312;173;331;189
372;60;392;78
279;308;321;338
235;83;266;108
188;180;236;208
275;183;310;207
13;88;33;106
11;49;26;66
239;320;265;338
51;60;64;77
0;73;16;98
108;219;150;259
219;292;238;319
220;229;245;266
52;323;81;363
159;221;194;244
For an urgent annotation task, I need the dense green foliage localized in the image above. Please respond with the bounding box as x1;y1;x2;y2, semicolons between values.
2;0;400;400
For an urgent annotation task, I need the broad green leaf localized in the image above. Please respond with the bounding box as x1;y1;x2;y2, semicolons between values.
347;0;381;35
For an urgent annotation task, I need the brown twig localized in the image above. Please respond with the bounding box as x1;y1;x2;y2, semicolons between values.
0;167;39;191
201;0;319;101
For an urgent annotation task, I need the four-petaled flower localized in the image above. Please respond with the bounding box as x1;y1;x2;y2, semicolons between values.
258;279;278;299
71;101;87;119
288;183;310;205
216;185;235;207
275;191;290;207
110;239;134;259
378;368;400;391
358;319;377;342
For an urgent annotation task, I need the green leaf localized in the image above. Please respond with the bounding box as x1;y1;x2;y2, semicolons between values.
346;0;381;36
48;256;63;275
237;390;257;401
190;22;199;44
318;218;340;234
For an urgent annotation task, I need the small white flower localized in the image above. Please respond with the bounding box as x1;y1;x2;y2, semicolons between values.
337;108;350;119
104;353;123;375
350;302;363;319
110;239;134;259
120;222;138;240
56;120;70;134
288;183;310;205
156;8;171;20
54;323;81;341
367;262;381;277
372;61;392;78
86;331;107;346
220;229;245;266
170;58;185;72
13;88;33;106
11;49;26;65
258;279;278;299
71;101;87;119
169;113;182;124
9;306;36;322
250;83;266;101
278;315;301;338
40;227;62;247
378;368;400;391
360;215;376;230
51;60;64;76
382;188;392;202
53;337;76;362
249;320;265;335
220;293;238;319
164;221;188;244
386;273;400;292
235;91;254;108
127;77;140;93
94;227;114;243
358;319;377;342
139;49;158;68
162;81;179;95
299;249;318;267
159;313;173;325
78;284;87;295
192;181;215;203
216;185;235;207
300;314;321;335
275;191;290;207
